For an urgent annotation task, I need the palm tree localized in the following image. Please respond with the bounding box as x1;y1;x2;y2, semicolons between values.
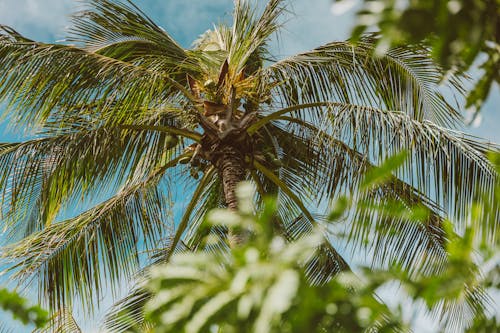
0;0;497;330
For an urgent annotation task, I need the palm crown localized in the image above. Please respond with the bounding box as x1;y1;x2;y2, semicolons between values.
0;0;497;327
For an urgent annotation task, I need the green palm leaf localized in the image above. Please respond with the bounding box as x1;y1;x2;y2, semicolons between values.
265;36;465;127
1;163;173;311
68;0;184;55
35;307;82;333
0;28;193;128
253;102;498;225
0;121;187;240
228;0;286;73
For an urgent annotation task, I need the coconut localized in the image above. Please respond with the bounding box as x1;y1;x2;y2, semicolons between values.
165;134;179;149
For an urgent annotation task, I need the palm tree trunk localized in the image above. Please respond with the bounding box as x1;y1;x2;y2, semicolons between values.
215;145;245;210
214;145;246;245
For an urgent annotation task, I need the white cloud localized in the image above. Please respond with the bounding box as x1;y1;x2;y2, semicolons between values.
146;0;233;47
0;0;73;41
146;0;356;55
271;0;357;56
0;0;356;53
330;0;358;15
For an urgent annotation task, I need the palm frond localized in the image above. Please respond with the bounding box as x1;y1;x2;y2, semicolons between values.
0;164;173;312
164;167;217;265
102;226;198;332
253;160;350;280
0;28;192;128
352;184;447;274
253;111;495;327
0;123;186;240
68;0;199;76
228;0;286;73
254;102;498;228
252;118;458;280
251;121;447;280
265;35;465;127
69;0;183;54
193;26;230;52
35;307;82;333
103;285;150;333
252;172;320;257
183;174;229;254
434;285;492;333
103;169;224;333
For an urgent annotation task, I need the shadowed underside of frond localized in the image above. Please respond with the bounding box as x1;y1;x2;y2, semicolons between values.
0;118;188;241
255;127;446;275
0;147;187;312
1;176;171;311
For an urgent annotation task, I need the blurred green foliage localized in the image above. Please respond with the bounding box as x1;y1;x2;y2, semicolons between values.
144;151;500;332
333;0;499;115
0;288;48;328
145;183;402;333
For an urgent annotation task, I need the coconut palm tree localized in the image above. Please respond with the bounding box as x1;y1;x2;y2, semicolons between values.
0;0;497;330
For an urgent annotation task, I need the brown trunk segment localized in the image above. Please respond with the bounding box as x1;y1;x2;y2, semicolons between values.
214;145;246;210
213;144;248;246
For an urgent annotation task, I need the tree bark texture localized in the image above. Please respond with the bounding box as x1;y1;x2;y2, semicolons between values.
214;145;246;210
214;145;247;246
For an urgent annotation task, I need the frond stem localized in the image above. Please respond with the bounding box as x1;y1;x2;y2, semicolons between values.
119;124;201;142
247;102;340;133
164;166;216;263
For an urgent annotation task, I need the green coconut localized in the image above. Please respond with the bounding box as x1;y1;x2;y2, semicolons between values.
264;151;281;169
269;158;282;169
165;134;179;149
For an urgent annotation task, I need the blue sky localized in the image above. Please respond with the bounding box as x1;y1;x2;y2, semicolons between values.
0;0;498;332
